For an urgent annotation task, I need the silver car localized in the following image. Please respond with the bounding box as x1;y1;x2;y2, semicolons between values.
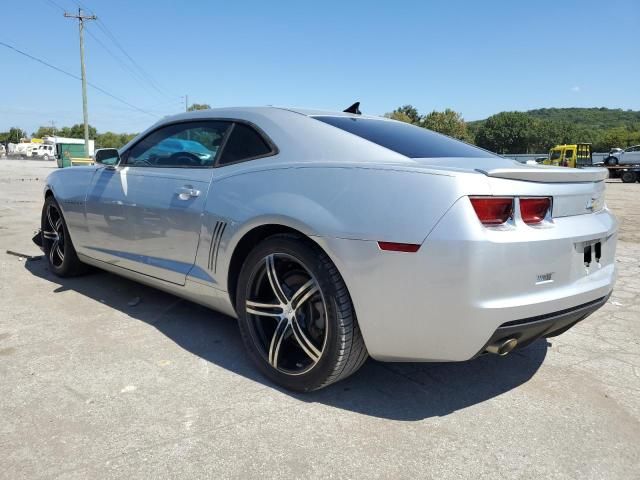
605;145;640;165
36;106;617;391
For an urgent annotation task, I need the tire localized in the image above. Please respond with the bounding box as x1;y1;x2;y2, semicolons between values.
41;196;87;277
621;171;637;184
605;156;618;166
236;234;367;392
43;154;49;161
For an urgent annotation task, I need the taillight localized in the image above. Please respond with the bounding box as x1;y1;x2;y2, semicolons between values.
520;197;551;224
469;197;514;226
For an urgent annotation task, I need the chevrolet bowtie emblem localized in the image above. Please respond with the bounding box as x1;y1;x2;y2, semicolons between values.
585;196;602;212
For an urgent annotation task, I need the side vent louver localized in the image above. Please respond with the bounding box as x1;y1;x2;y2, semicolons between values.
208;221;227;273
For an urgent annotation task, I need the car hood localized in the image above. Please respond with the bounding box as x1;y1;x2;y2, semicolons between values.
409;156;608;183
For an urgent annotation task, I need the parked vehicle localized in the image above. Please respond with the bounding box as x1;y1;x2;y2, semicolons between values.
34;106;618;391
604;145;640;165
42;136;95;161
603;164;640;183
544;143;592;168
35;144;56;160
0;144;5;157
12;142;39;158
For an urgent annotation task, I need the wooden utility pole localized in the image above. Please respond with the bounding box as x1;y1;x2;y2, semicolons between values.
64;8;97;157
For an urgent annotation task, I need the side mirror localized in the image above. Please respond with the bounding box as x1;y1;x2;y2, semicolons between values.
94;148;121;167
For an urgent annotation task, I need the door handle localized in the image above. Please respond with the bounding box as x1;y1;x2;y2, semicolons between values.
175;186;201;200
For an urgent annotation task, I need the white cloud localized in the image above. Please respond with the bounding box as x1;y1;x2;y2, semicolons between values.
570;86;581;92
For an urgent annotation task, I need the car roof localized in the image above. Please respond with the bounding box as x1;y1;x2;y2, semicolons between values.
159;106;389;124
121;106;412;167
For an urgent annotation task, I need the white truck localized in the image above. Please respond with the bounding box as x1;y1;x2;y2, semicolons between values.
34;143;56;160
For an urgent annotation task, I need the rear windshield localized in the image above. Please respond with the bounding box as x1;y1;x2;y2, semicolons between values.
313;116;493;158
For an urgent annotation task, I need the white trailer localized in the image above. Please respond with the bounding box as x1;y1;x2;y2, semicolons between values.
10;142;39;158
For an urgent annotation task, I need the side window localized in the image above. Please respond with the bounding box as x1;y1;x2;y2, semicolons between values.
126;121;231;168
564;149;573;158
218;123;273;166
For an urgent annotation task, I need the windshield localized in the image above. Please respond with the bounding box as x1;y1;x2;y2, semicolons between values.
313;116;494;158
550;150;562;160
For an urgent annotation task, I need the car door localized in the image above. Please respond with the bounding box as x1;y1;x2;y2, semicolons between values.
84;163;140;267
560;148;573;167
86;120;232;285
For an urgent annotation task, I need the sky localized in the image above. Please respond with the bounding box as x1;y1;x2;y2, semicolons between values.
1;0;639;135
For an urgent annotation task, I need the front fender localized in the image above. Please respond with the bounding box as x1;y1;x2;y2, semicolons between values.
43;166;97;242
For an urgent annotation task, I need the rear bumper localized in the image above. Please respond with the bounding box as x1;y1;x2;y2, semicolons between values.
475;294;610;357
317;198;618;363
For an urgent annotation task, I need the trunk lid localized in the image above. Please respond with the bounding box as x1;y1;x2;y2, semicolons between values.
411;156;608;183
407;157;607;218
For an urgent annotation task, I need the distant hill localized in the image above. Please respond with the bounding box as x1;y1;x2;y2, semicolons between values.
469;107;640;130
465;107;640;152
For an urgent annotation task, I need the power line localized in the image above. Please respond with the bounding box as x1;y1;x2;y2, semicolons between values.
41;0;175;107
71;0;170;98
0;40;157;117
94;19;168;97
84;25;164;100
43;0;65;13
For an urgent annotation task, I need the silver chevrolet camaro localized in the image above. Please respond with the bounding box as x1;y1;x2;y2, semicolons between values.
36;105;617;391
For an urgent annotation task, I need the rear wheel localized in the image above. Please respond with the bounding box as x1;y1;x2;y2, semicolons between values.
236;234;367;391
41;196;86;277
621;171;637;183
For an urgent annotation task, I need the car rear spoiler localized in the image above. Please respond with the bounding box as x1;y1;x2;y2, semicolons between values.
475;166;608;183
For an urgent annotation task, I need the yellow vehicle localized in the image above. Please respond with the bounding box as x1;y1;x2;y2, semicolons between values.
544;143;592;168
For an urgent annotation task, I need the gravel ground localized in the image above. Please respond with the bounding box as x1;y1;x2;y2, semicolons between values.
1;159;638;479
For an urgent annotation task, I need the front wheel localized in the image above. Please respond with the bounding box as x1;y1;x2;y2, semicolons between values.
41;196;87;276
236;234;367;392
605;156;618;166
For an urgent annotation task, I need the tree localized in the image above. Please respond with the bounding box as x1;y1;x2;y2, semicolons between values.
187;103;211;111
526;120;578;152
0;128;27;143
57;124;97;139
32;126;57;138
95;132;121;149
421;109;471;141
475;112;535;154
384;105;420;124
601;127;640;150
95;132;138;149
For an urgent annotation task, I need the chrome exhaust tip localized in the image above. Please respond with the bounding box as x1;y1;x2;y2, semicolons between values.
486;338;518;356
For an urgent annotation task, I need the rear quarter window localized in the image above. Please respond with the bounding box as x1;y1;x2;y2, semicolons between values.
218;123;274;166
313;116;493;158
